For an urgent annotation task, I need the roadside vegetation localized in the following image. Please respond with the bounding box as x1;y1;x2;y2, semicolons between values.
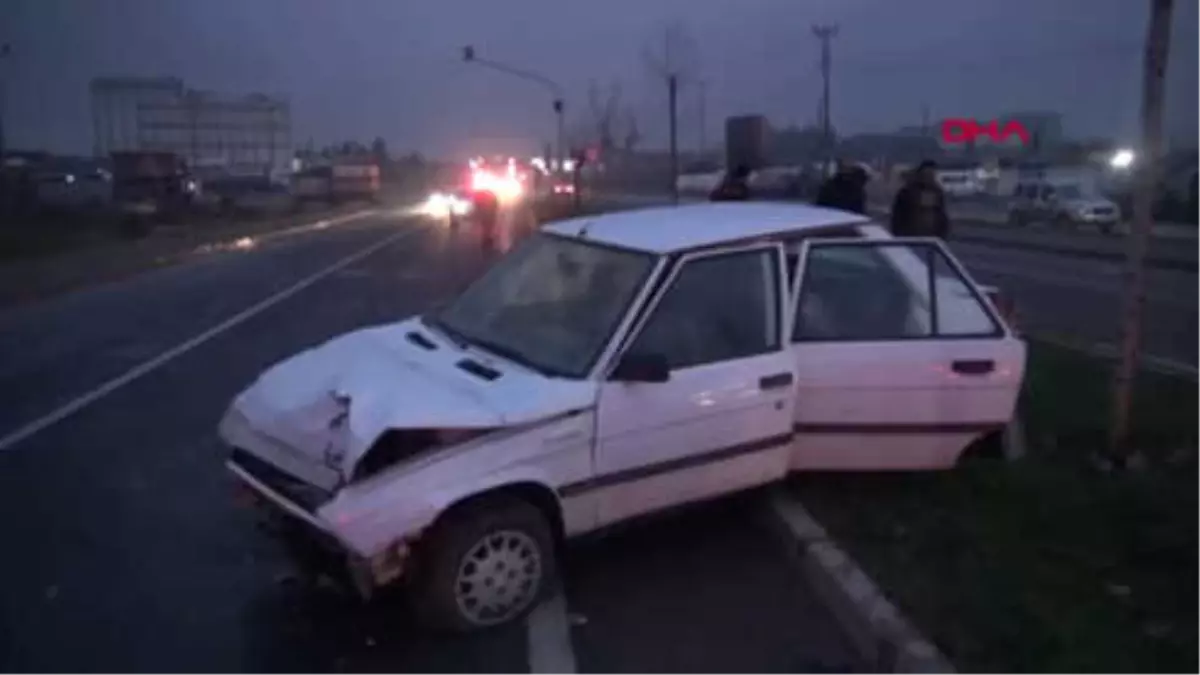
793;341;1197;672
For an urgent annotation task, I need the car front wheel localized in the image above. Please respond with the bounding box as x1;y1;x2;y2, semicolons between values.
412;496;556;632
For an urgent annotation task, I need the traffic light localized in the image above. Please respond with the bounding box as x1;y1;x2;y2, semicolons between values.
462;46;475;62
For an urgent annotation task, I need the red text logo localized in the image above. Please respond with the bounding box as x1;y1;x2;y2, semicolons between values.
941;119;1030;145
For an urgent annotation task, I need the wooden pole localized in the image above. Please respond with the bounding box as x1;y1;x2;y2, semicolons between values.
1109;0;1173;461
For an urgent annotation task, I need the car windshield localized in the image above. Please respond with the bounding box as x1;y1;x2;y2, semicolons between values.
428;233;655;378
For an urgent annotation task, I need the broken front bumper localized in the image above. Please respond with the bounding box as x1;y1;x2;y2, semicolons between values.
226;449;410;597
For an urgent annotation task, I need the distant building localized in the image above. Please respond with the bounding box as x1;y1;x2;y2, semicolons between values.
90;76;292;175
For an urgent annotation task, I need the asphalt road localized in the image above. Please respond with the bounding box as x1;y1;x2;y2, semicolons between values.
948;241;1197;368
0;208;859;672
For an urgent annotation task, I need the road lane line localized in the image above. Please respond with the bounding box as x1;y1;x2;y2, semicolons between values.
526;592;577;674
0;225;419;454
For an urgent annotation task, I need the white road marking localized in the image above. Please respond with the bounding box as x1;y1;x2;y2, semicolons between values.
0;225;418;454
526;592;577;674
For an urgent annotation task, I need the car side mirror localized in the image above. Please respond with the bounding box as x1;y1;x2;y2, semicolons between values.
611;352;670;383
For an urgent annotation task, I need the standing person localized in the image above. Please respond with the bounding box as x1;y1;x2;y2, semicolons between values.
709;165;752;201
890;160;950;239
815;160;870;214
471;188;500;254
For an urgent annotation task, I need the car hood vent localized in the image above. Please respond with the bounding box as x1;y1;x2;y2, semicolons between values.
456;359;501;381
406;331;437;350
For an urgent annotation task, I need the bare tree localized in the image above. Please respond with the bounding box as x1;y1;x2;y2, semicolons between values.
621;107;641;152
587;79;623;155
642;21;699;87
643;20;700;202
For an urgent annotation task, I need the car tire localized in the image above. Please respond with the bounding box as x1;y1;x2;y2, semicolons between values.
1007;210;1024;227
411;495;557;633
1099;222;1115;235
1054;213;1073;229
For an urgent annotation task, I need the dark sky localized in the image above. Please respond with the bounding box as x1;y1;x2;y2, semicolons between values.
2;0;1197;158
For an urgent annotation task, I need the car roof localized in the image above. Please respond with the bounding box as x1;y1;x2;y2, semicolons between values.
543;202;872;254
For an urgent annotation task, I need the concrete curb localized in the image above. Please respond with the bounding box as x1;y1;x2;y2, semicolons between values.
766;490;956;673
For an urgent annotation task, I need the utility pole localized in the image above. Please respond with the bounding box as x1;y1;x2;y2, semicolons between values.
644;22;697;205
668;74;679;203
0;43;10;158
1109;0;1174;462
812;24;838;175
697;79;708;157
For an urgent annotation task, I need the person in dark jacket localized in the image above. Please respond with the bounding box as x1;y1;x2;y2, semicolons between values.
815;160;869;214
471;188;500;252
709;165;752;201
890;160;950;239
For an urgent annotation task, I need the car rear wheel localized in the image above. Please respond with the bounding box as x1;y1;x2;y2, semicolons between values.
411;496;556;632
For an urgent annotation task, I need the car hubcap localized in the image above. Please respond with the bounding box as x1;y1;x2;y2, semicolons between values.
454;529;542;626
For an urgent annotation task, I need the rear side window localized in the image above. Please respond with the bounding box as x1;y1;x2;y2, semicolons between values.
793;242;1001;342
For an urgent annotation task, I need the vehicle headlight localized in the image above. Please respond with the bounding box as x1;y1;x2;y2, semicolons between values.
421;192;452;217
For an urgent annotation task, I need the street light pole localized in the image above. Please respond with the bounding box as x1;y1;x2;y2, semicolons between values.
462;46;566;169
0;43;11;158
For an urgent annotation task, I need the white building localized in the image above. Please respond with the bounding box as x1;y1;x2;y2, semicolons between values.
90;77;292;175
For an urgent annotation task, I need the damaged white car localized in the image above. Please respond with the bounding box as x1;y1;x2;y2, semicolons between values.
220;202;1026;631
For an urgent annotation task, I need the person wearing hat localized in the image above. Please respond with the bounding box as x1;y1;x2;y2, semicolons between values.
890;160;950;239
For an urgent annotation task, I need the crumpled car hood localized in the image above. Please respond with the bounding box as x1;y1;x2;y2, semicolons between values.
228;316;598;474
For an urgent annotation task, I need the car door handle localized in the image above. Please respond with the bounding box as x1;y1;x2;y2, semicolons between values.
759;372;794;390
951;359;995;375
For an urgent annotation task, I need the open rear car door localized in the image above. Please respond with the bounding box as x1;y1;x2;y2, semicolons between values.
786;237;1026;470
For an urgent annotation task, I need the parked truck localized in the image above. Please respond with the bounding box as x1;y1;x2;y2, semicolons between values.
292;160;381;205
725;115;770;172
109;151;197;217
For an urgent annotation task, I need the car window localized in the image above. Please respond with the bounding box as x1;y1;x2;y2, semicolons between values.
626;249;779;370
793;243;1000;341
930;251;1001;335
